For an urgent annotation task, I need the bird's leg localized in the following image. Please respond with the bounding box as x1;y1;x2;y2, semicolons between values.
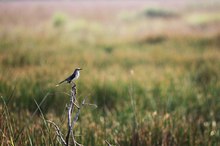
70;81;76;87
71;81;76;94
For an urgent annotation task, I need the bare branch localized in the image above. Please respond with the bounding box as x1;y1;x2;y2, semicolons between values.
65;83;76;146
73;101;80;109
70;96;88;135
83;103;97;108
52;81;95;146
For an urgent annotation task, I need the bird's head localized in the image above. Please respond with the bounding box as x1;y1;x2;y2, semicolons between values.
75;68;82;71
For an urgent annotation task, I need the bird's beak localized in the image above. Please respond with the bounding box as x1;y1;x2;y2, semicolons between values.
79;68;83;70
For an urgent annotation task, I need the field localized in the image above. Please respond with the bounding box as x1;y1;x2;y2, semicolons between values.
0;1;220;146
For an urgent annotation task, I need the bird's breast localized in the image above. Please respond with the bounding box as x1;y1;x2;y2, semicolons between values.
75;72;80;79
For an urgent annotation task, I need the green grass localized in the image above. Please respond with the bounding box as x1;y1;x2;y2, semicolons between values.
185;13;220;26
0;2;220;145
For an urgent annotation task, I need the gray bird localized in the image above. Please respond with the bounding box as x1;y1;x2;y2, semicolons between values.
56;68;82;86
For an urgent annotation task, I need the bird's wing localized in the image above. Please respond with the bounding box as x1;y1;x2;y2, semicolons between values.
56;74;74;86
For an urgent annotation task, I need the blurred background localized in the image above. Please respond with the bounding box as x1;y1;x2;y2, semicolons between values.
0;1;220;145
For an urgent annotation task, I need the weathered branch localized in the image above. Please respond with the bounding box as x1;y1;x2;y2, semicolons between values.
50;81;96;146
71;96;87;130
65;83;77;146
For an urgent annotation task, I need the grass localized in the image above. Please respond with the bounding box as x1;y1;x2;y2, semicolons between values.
185;12;220;26
0;1;220;146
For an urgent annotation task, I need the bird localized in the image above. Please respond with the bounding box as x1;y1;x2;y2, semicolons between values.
56;68;82;86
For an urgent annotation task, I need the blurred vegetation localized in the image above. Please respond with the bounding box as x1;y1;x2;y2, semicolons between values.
52;12;68;28
0;1;220;146
141;8;178;19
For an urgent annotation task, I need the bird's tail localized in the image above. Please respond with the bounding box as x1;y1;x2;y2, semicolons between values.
56;80;66;86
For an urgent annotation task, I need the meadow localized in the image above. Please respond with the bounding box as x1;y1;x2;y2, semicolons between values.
0;1;220;145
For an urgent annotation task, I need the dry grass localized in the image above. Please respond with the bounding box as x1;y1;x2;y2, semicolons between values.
0;1;220;146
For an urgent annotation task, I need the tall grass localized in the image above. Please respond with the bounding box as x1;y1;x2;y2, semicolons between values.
0;2;220;145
